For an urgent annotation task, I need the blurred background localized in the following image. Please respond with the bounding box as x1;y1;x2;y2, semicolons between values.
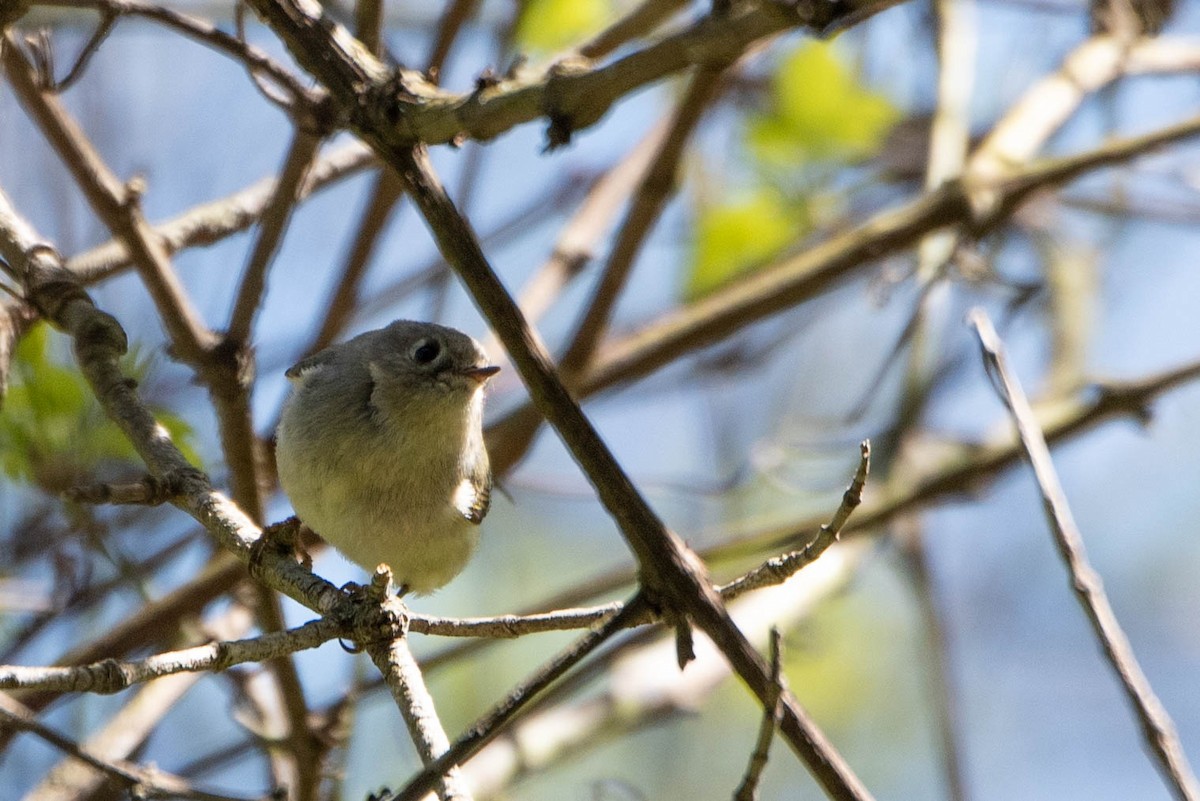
2;0;1200;799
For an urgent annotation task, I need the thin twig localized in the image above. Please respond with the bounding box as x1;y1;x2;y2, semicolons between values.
1;35;217;364
354;0;384;54
38;0;315;105
35;9;117;92
895;520;970;801
718;442;868;598
227;126;325;343
21;671;211;799
426;0;481;76
0;617;343;693
387;594;649;801
66;142;375;281
305;168;405;355
969;308;1200;801
733;627;784;801
362;571;472;801
560;65;726;372
579;0;689;60
0;695;256;801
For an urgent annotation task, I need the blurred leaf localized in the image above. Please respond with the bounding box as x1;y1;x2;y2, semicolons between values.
0;322;199;489
747;41;899;167
686;189;801;300
515;0;612;53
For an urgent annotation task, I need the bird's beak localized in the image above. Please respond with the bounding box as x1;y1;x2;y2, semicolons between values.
461;364;501;384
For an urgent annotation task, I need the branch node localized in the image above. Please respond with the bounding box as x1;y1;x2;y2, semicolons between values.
122;174;147;209
249;516;311;581
541;57;592;152
473;66;501;91
86;657;130;694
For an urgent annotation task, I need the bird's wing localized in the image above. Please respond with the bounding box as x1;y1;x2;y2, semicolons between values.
285;347;337;380
457;466;492;525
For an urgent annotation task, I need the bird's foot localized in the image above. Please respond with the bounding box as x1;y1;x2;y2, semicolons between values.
249;516;312;580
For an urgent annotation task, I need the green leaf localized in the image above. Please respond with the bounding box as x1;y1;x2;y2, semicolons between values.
686;189;800;301
0;322;200;489
515;0;612;53
747;41;899;167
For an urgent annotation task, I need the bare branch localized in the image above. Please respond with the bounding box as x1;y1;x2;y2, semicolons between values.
0;694;256;801
248;0;902;149
578;0;688;60
362;570;472;801
733;628;784;801
66;142;375;281
719;442;868;598
227;126;325;344
388;594;649;801
2;34;218;364
65;473;182;506
21;672;209;801
0;617;343;693
39;0;316;105
969;308;1200;801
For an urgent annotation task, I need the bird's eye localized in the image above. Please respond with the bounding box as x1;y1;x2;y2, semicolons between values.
411;338;442;364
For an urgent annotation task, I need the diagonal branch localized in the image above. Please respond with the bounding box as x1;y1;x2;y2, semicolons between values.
0;694;255;801
227;126;325;344
235;2;881;795
969;309;1200;801
248;0;904;148
66;142;375;281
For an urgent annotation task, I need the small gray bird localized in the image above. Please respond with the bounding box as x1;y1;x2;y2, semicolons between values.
275;320;499;594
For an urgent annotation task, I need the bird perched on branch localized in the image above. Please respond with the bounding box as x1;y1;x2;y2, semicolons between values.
275;320;499;595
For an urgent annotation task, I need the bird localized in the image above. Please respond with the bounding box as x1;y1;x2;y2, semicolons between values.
274;320;499;595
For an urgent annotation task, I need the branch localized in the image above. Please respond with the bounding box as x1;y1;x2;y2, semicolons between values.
0;617;343;693
969;309;1200;801
66;142;375;281
388;595;649;801
362;571;472;801
247;0;903;148
2;34;217;365
579;0;688;60
20;671;211;799
227;126;325;343
231;8;876;791
39;0;316;105
576;110;1200;395
969;34;1200;184
719;442;868;598
733;628;784;801
0;695;255;801
64;473;182;506
0;183;345;654
387;145;874;800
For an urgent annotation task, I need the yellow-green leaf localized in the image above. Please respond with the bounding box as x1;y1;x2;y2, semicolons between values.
747;41;899;167
0;322;200;488
515;0;612;53
686;190;800;301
